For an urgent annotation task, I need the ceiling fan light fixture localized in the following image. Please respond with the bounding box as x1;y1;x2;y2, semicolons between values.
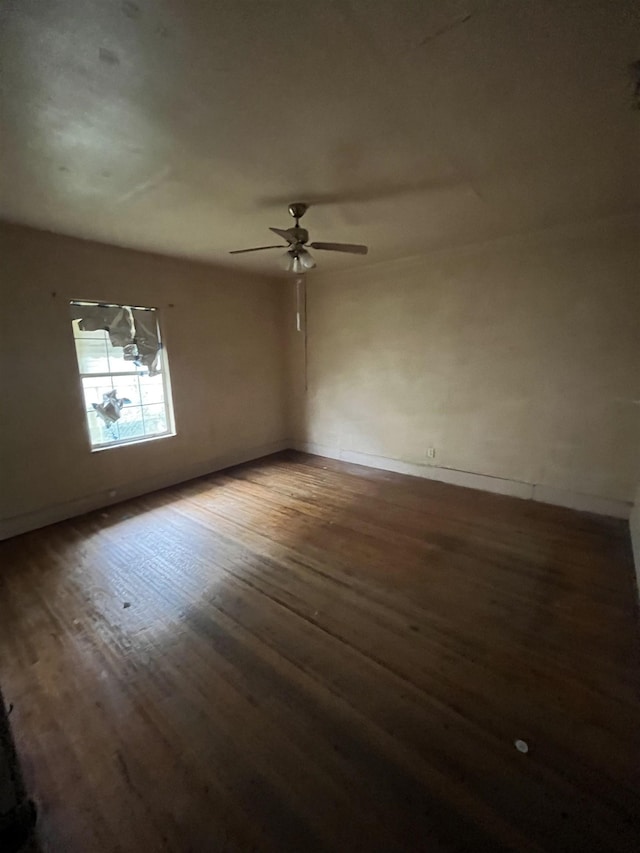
281;248;315;274
298;248;316;270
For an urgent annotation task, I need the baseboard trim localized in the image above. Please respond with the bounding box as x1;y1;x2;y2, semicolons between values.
292;443;631;519
0;439;290;540
2;438;631;540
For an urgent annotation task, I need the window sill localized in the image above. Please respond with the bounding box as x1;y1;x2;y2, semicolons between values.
90;431;176;452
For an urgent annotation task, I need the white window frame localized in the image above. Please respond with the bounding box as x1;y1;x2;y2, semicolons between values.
70;300;176;451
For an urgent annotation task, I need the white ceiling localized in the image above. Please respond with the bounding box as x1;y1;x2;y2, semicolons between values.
1;0;639;273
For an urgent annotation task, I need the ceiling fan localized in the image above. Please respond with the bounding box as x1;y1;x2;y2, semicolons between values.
230;203;368;273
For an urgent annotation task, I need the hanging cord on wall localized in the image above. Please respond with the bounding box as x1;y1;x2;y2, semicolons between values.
295;276;308;392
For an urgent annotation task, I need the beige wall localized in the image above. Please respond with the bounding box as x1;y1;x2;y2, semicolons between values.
0;223;287;537
288;215;640;512
2;215;639;537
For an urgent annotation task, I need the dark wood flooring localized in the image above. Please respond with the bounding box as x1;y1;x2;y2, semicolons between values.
1;451;639;852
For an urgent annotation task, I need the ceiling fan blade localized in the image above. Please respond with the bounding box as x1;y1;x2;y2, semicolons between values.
309;242;368;255
269;227;295;243
229;245;284;254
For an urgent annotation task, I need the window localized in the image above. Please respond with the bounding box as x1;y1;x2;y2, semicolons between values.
69;300;174;450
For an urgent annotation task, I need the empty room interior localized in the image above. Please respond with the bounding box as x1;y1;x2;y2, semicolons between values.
1;1;640;851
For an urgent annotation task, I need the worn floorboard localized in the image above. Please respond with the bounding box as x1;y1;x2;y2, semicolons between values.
1;451;639;852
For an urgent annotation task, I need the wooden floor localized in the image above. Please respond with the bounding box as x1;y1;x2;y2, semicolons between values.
1;452;639;852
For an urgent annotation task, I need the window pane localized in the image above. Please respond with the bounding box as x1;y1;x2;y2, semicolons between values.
139;374;165;405
86;413;102;444
108;346;142;374
142;404;168;435
75;338;110;375
113;378;142;408
82;379;143;410
87;411;120;445
82;377;116;410
117;406;146;440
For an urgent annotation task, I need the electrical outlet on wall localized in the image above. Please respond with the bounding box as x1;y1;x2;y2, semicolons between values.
427;447;436;459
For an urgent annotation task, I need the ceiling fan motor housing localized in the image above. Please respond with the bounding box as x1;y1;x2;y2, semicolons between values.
288;202;308;221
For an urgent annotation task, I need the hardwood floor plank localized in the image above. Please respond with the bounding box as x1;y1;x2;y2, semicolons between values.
1;451;639;851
